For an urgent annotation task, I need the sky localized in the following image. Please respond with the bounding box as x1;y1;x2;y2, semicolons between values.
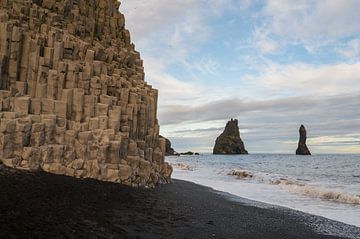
121;0;360;154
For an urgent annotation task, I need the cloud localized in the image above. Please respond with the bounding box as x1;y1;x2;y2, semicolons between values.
237;0;360;56
159;93;360;126
238;0;254;12
192;57;220;76
141;56;199;104
173;127;224;135
335;39;360;60
121;0;231;56
284;134;360;152
251;24;279;54
248;62;360;96
121;0;232;104
120;1;360;153
121;0;202;41
160;99;273;125
309;134;360;146
260;0;360;43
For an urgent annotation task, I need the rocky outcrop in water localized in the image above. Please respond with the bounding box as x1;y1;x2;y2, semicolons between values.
0;0;172;187
296;125;311;155
213;119;248;154
159;136;178;156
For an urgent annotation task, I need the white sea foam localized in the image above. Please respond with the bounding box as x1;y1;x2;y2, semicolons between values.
276;180;360;205
227;169;360;205
171;163;195;171
166;154;360;227
228;169;253;179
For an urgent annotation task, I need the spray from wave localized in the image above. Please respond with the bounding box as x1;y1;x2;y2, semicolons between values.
273;179;360;205
171;163;195;171
228;169;360;205
228;169;253;179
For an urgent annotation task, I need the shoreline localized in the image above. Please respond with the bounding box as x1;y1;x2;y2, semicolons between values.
212;188;360;238
171;172;360;227
167;154;360;228
0;165;359;239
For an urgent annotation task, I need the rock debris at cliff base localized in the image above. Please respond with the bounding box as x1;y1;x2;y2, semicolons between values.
0;0;172;187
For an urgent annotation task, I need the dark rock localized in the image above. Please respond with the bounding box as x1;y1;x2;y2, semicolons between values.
180;151;194;156
160;136;179;156
213;119;248;154
296;125;311;155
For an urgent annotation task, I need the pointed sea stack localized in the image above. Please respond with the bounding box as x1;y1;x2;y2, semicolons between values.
213;119;248;154
296;125;311;155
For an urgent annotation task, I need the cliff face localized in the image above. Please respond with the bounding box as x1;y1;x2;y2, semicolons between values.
213;119;248;154
0;0;172;187
296;125;311;155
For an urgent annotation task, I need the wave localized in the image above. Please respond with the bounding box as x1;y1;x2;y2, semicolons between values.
274;179;360;205
227;169;360;205
171;163;195;171
228;169;253;179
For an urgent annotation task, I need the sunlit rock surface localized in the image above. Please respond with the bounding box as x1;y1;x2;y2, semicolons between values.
0;0;172;187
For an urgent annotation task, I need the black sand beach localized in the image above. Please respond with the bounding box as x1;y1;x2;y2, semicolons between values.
0;165;358;239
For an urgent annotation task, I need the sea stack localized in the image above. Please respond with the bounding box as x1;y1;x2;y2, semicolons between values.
160;136;178;156
213;119;248;154
296;125;311;155
0;0;172;187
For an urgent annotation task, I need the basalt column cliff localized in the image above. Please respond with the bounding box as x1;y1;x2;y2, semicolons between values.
0;0;172;187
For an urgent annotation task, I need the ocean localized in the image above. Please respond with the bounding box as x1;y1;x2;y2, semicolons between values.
166;154;360;227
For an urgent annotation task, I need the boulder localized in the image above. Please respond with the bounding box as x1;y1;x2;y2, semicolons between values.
180;151;194;156
296;125;311;155
213;119;248;154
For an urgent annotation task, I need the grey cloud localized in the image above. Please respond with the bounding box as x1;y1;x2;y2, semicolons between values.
172;127;224;134
159;93;360;126
311;141;360;146
261;0;360;44
159;97;310;125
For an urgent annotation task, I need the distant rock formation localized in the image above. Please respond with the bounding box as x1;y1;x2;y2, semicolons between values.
180;151;194;156
160;136;179;156
296;125;311;155
213;119;248;154
180;151;200;156
177;151;200;156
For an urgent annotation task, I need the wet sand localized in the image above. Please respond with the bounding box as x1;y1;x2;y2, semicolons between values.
0;165;358;239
